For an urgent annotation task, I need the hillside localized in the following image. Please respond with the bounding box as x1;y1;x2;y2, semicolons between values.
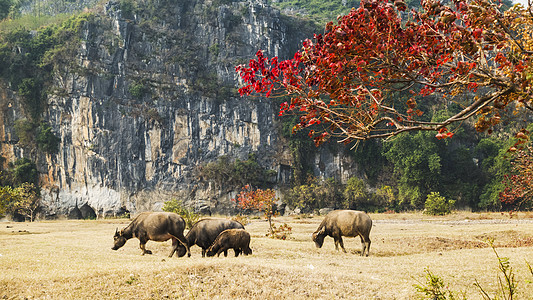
0;0;528;219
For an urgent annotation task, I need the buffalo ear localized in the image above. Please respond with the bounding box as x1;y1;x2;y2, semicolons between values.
115;228;119;236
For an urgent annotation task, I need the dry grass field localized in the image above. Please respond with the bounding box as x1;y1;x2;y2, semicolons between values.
1;212;533;299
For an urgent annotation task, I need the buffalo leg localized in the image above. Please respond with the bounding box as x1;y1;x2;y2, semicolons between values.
140;242;152;255
333;236;340;251
234;249;241;257
364;238;371;257
223;250;228;257
338;236;347;253
168;238;178;257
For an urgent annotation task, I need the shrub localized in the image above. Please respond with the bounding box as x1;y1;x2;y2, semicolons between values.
266;223;292;240
128;81;150;99
36;122;60;153
424;192;455;216
161;199;199;229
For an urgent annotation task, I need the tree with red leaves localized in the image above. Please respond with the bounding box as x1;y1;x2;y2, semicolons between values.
233;185;278;235
500;135;533;210
236;0;533;145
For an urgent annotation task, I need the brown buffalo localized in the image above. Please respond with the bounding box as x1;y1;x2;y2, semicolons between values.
112;212;190;257
206;229;252;257
176;218;244;257
312;210;372;256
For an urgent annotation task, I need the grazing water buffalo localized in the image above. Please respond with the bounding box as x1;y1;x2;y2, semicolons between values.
176;218;245;257
312;210;372;256
206;229;252;257
111;212;190;257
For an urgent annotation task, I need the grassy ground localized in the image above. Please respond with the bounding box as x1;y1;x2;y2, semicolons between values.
1;212;532;299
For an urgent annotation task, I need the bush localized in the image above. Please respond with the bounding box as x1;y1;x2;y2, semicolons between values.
266;223;292;240
161;199;199;229
128;81;150;99
424;192;455;216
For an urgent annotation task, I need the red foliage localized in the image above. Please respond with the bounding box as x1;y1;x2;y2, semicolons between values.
500;132;533;210
233;185;280;235
232;185;278;220
236;0;533;144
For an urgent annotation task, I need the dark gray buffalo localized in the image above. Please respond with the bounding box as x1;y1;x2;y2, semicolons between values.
206;228;252;257
312;210;372;256
176;218;244;257
112;212;190;257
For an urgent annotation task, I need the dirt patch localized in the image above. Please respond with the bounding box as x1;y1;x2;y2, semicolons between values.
474;230;533;248
378;237;486;256
376;230;533;256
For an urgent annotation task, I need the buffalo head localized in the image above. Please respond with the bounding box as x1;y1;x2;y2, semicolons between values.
312;231;326;248
206;249;216;257
112;228;127;250
176;244;187;257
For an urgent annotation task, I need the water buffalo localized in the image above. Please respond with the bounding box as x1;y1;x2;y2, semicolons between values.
312;210;372;256
206;228;252;257
111;212;190;257
176;218;244;257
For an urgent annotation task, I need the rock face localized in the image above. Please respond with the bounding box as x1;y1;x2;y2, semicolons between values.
0;0;360;217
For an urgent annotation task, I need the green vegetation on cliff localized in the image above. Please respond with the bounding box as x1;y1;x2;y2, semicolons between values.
269;0;361;24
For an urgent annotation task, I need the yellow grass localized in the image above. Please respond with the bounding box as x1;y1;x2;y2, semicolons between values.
1;212;532;299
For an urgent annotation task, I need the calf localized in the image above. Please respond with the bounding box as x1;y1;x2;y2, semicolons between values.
206;229;252;257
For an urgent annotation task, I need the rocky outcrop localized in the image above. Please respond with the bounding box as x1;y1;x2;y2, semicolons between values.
0;0;360;217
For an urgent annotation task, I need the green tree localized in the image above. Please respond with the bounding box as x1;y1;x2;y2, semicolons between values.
376;185;397;210
12;183;40;221
12;158;39;187
343;177;369;209
0;183;40;221
284;183;317;210
476;138;512;210
0;0;13;20
383;132;441;208
0;185;17;218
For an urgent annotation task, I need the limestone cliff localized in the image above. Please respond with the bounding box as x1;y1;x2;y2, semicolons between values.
0;0;360;217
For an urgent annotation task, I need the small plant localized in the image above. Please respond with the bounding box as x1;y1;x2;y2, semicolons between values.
474;240;518;300
161;199;199;229
424;192;455;216
414;268;465;300
266;223;292;240
125;274;138;285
